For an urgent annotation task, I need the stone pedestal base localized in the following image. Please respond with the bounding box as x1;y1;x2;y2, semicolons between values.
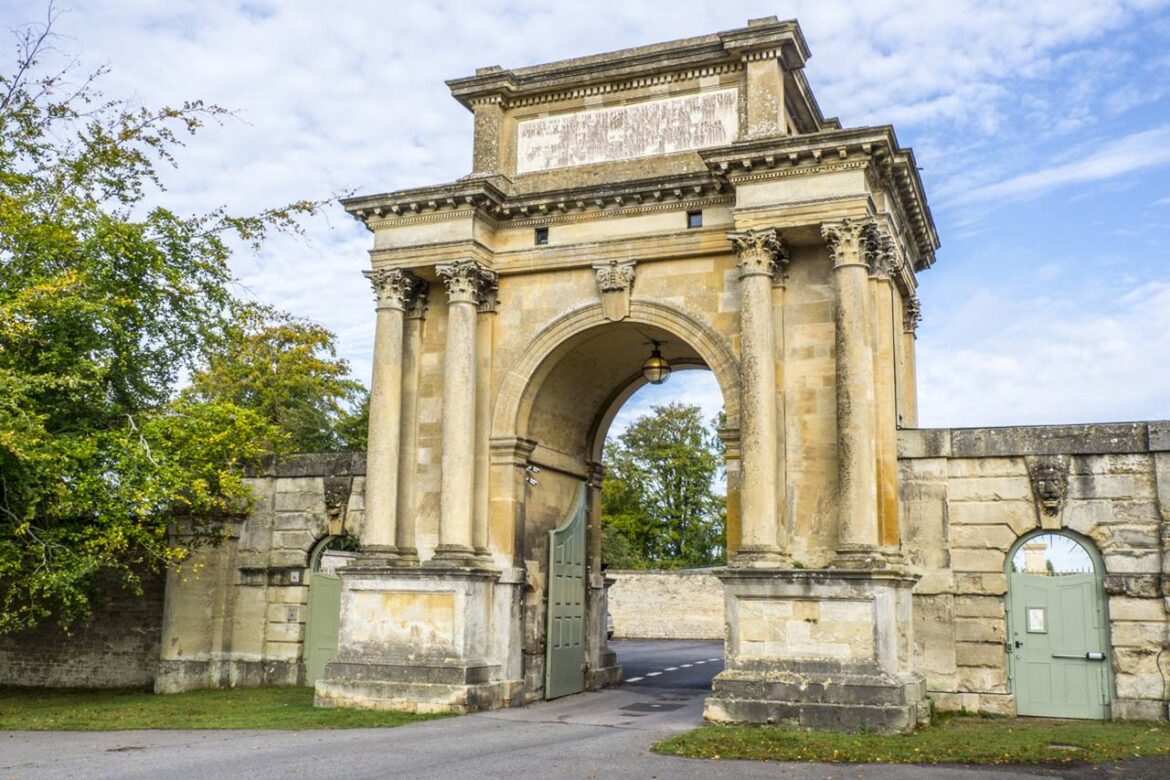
314;563;523;713
704;568;929;734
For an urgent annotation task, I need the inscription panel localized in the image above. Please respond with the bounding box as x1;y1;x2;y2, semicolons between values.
738;597;875;662
516;88;739;174
345;590;456;651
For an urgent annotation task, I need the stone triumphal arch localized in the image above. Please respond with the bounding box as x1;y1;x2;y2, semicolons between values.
315;17;940;732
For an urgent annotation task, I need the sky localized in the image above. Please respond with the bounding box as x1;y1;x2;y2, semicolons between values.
4;0;1169;435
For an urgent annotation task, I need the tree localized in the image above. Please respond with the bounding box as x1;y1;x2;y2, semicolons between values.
184;304;367;454
600;403;725;568
0;14;327;633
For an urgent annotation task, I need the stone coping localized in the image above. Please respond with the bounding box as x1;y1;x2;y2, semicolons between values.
245;451;366;479
898;421;1170;459
444;18;811;110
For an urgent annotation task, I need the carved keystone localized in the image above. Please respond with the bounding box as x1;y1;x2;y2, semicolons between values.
1027;455;1070;528
592;260;636;321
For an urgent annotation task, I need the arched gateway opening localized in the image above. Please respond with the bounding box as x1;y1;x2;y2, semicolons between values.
315;18;938;735
501;305;738;699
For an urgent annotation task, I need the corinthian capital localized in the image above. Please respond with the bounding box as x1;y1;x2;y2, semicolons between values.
437;260;496;306
477;269;500;313
863;224;901;280
903;295;922;333
821;218;875;268
728;228;788;279
364;268;425;311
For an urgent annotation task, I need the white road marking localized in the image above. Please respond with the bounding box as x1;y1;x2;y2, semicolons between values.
664;667;678;672
694;660;706;665
707;658;720;662
626;677;644;683
646;671;662;677
680;664;693;668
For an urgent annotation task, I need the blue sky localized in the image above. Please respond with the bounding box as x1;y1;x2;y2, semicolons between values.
5;0;1168;434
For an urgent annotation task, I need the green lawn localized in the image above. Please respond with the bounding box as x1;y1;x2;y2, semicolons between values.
0;687;450;731
654;716;1170;765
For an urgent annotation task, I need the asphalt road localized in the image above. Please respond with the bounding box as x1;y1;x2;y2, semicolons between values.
1;640;1162;779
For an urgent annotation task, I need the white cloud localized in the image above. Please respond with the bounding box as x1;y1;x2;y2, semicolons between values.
952;125;1170;205
917;281;1170;426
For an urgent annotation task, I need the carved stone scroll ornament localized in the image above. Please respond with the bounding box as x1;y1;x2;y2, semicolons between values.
364;268;424;311
728;228;788;280
477;268;500;314
593;260;636;321
820;217;875;268
323;476;353;536
1028;455;1070;520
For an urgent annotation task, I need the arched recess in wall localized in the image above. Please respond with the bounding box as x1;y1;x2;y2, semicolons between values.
1004;529;1113;720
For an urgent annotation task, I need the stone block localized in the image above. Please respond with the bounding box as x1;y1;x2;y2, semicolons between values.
1108;597;1166;623
946;476;1032;502
267;622;305;643
957;665;1007;694
1069;474;1155;501
954;618;1004;644
954;595;1005;619
950;548;1007;574
946;458;1025;479
1109;621;1166;648
1102;551;1160;575
1115;672;1165;700
950;524;1017;552
275;488;326;514
955;642;1006;669
948;500;1036;535
955;573;1007;596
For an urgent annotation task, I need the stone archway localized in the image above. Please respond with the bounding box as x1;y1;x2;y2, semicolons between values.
490;302;740;700
316;17;938;733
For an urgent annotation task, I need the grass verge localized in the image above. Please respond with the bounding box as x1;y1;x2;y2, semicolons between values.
653;715;1170;765
0;686;450;731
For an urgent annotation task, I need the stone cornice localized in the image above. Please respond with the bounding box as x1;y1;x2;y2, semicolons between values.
445;18;814;117
700;127;939;271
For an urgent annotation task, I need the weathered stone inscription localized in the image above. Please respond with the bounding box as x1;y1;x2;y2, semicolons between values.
516;88;738;173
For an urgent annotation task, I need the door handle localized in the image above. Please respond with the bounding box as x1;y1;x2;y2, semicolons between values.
1052;652;1106;661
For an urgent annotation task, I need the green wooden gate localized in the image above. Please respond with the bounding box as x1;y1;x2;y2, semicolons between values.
304;568;342;686
1007;532;1111;719
545;485;587;700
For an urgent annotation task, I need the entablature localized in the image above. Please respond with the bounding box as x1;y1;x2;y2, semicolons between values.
701;127;939;271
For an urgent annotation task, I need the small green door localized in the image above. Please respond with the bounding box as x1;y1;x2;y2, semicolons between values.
546;485;587;700
304;570;342;686
1008;533;1110;719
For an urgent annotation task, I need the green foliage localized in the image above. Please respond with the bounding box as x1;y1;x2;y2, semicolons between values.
601;402;725;568
0;686;447;730
654;717;1170;765
0;16;335;633
184;303;367;454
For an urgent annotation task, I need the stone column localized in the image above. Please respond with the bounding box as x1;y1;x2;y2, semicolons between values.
901;295;921;428
867;229;901;551
770;254;791;553
433;260;491;564
394;284;428;564
822;219;880;564
728;229;786;565
360;268;421;555
473;273;500;560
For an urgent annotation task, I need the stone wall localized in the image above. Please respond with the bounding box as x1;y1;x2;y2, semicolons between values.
0;569;165;688
606;569;723;639
900;421;1170;720
155;453;366;693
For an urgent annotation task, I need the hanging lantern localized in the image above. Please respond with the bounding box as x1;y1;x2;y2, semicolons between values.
641;340;672;385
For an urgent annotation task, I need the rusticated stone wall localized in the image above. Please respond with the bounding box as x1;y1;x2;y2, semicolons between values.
0;569;165;688
155;453;366;693
606;570;723;639
900;421;1170;720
